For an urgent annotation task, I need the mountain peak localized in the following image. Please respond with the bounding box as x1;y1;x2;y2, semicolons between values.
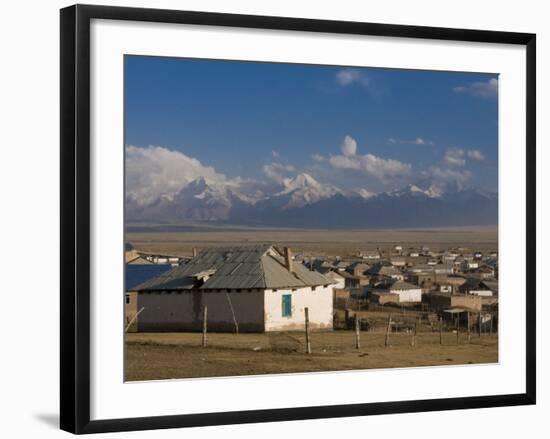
281;173;320;192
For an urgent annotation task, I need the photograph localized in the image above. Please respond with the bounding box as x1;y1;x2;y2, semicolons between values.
123;56;499;382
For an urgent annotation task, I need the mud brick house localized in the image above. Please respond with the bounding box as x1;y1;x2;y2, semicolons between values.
133;244;334;332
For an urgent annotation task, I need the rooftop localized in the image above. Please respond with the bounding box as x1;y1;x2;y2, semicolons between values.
136;244;331;291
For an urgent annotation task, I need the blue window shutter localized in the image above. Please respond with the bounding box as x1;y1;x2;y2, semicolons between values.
282;294;292;317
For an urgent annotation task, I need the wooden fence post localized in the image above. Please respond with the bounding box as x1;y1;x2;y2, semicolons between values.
439;316;443;345
478;312;482;337
305;307;311;354
467;312;471;343
456;315;460;344
202;306;208;347
489;313;493;336
125;307;145;333
411;322;417;347
385;313;392;347
355;314;361;349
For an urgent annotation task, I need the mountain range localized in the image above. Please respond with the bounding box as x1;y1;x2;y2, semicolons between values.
126;173;497;229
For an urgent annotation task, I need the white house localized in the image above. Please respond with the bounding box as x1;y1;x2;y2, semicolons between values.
369;279;422;303
361;250;380;260
134;245;334;332
388;280;422;302
323;270;346;289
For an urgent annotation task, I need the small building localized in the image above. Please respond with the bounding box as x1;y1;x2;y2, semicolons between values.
340;271;370;289
388;280;422;302
458;278;497;297
408;272;436;289
361;250;380;260
346;262;370;277
390;257;407;267
433;264;454;275
461;260;479;271
367;263;404;280
429;292;482;312
369;279;422;303
465;265;495;279
134;245;334;332
370;291;400;305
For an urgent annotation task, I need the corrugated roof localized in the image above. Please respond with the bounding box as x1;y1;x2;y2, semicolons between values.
367;263;400;276
136;244;331;291
126;264;172;290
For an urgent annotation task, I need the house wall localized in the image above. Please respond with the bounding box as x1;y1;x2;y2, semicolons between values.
124;291;138;332
264;285;334;331
372;292;400;305
451;294;482;311
468;289;493;297
391;288;422;302
429;293;482;311
137;289;265;332
328;275;345;289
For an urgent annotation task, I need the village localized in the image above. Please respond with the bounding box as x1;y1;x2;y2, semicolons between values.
124;241;499;380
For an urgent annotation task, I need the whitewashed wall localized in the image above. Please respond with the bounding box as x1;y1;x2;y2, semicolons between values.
263;286;334;331
390;288;422;303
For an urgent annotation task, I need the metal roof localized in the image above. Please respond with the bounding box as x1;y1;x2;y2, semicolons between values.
367;263;400;276
136;244;331;291
125;264;173;290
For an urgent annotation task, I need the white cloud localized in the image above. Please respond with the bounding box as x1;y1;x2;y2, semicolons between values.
325;135;411;182
271;150;280;158
335;68;370;87
453;78;498;97
262;162;296;183
425;166;472;185
388;137;433;146
444;149;466;167
444;148;485;166
311;153;325;162
125;145;234;205
467;149;485;161
341;135;357;156
329;153;411;182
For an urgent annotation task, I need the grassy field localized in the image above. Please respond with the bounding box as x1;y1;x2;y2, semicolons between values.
125;331;498;381
126;225;498;257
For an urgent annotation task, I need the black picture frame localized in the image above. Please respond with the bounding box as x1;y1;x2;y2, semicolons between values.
60;4;536;434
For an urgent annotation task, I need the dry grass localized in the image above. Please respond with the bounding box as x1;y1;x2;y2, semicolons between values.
125;331;498;381
126;226;498;258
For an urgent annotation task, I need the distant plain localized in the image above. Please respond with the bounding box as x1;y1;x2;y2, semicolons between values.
126;224;498;257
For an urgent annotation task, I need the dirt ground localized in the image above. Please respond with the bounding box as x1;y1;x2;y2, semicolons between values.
125;331;498;381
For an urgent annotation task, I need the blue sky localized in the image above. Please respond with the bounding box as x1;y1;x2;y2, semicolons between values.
125;55;498;200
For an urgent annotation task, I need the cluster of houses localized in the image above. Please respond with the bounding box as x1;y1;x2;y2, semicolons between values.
301;245;498;325
124;243;498;333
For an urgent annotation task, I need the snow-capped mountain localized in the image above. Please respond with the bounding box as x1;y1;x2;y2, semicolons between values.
276;173;342;209
126;174;497;228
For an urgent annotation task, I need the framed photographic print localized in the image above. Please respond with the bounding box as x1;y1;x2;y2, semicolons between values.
60;4;536;434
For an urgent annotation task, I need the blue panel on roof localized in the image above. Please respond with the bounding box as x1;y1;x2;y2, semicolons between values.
125;264;172;290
